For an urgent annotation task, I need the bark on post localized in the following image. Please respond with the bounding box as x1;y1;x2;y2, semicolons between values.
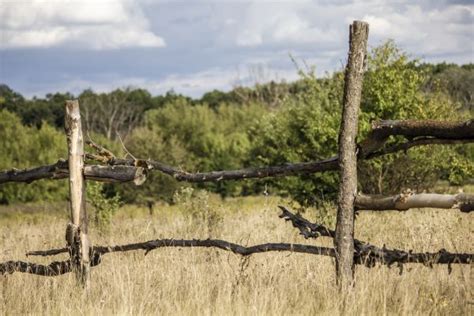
65;100;90;287
335;21;369;288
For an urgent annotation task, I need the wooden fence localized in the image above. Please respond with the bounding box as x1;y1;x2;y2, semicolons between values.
1;21;473;289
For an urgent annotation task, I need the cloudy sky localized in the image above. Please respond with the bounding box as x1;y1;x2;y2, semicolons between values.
0;0;473;98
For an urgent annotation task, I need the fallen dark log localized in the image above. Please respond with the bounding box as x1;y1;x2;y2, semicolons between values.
355;193;474;213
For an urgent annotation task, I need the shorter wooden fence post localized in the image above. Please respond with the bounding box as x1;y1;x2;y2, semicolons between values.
65;100;90;287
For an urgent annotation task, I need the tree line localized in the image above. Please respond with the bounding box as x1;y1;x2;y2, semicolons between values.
0;41;472;206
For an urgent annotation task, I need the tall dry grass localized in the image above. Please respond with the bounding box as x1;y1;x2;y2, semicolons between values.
0;194;472;315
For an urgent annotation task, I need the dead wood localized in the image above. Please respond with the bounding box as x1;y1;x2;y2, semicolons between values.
5;241;334;276
65;100;91;286
0;260;72;276
278;206;473;267
0;252;101;276
365;138;472;159
359;119;473;158
0;119;471;185
335;20;369;286
355;193;474;212
0;160;146;184
12;205;471;278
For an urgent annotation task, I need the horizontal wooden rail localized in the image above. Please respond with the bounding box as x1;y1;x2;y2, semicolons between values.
0;119;472;185
0;160;146;184
355;193;473;213
2;206;471;277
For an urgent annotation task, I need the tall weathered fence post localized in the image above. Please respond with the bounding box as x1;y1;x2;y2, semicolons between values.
65;100;90;287
335;21;369;288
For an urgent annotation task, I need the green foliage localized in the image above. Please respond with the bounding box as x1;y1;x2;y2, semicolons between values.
249;69;343;206
120;98;267;202
0;110;68;204
358;42;470;194
249;41;471;207
87;181;121;230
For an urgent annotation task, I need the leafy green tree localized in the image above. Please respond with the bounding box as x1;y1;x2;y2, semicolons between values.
248;69;343;205
120;98;266;202
0;85;73;128
358;41;471;194
249;41;472;207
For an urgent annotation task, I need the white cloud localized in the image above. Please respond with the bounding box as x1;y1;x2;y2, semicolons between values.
235;2;341;47
0;0;166;49
231;0;473;64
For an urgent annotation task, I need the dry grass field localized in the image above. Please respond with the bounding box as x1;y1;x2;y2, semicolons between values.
0;194;472;315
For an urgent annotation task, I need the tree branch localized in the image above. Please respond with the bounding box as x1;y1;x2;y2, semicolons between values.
0;120;472;185
13;203;472;277
93;239;335;257
366;138;473;159
8;241;334;276
355;193;474;213
359;119;473;158
0;160;146;185
0;260;72;276
372;119;473;139
278;205;473;267
0;252;102;276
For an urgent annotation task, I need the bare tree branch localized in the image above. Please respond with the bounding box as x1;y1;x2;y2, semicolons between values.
19;204;473;278
0;260;73;276
366;138;472;159
1;120;472;185
359;119;473;158
0;160;146;185
7;241;334;276
0;252;102;276
27;248;69;257
93;239;335;257
26;242;335;258
372;119;473;139
278;206;473;267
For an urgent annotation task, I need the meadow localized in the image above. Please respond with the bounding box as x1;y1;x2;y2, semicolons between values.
0;194;471;315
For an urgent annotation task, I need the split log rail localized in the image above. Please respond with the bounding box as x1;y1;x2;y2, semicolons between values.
0;21;473;287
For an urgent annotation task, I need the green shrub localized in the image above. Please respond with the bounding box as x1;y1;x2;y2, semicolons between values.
87;181;121;230
249;41;472;207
